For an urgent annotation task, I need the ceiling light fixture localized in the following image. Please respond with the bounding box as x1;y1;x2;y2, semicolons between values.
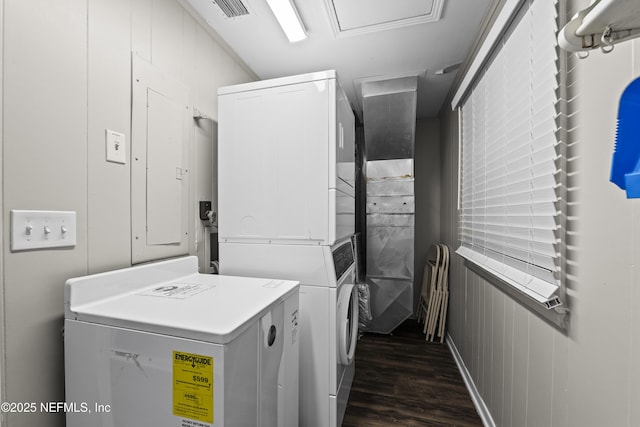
265;0;307;43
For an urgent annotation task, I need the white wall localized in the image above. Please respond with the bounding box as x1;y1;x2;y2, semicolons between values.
414;118;441;313
3;4;88;427
0;0;254;425
564;12;640;425
439;0;640;425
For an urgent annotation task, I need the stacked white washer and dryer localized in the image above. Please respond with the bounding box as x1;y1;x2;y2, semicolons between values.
217;70;359;427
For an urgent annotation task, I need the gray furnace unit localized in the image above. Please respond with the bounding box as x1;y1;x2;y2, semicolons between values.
361;76;416;334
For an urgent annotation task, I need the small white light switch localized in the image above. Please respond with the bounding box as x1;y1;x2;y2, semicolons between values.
106;129;126;164
10;210;77;251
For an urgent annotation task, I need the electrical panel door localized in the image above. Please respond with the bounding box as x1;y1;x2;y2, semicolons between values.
131;54;190;264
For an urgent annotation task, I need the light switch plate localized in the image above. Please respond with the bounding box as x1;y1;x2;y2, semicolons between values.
11;210;77;251
106;129;126;164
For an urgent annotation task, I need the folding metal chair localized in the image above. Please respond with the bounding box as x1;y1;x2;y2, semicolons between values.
418;244;440;325
425;244;450;342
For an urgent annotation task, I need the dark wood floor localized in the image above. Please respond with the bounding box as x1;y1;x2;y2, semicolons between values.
342;320;483;427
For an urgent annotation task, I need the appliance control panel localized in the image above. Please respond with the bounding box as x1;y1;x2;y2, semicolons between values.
332;240;354;280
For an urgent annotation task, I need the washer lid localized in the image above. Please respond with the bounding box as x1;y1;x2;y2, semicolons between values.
67;267;298;344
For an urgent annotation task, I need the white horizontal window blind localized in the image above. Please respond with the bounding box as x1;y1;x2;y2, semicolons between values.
457;0;563;308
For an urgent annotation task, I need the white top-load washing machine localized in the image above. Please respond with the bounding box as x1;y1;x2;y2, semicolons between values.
64;256;299;427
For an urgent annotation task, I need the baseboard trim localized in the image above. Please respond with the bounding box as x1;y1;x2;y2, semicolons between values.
446;333;496;427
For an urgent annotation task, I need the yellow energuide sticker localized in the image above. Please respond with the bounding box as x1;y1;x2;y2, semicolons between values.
173;351;214;424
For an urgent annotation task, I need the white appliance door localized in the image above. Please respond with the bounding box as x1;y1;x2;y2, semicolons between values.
337;283;359;366
218;79;330;244
259;301;285;427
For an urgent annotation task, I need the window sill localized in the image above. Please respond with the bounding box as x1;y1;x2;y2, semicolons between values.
462;258;569;334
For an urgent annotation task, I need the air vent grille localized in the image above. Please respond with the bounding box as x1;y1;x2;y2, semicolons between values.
214;0;249;18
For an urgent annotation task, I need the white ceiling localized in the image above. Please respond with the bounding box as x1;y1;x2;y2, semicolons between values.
184;0;492;119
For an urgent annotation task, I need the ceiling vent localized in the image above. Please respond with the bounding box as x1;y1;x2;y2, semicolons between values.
213;0;249;18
